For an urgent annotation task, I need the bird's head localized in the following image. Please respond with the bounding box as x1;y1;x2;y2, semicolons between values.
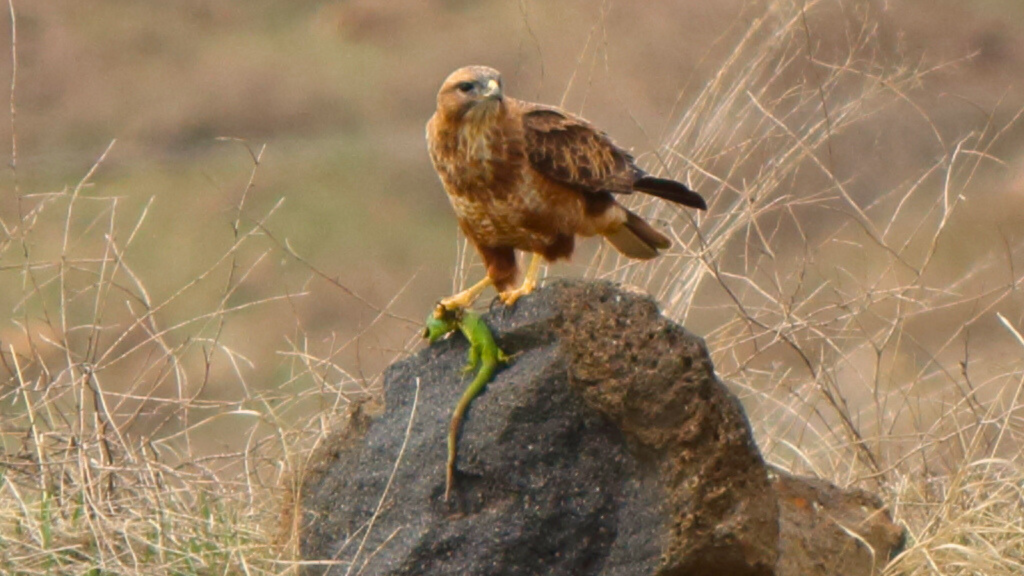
435;66;504;122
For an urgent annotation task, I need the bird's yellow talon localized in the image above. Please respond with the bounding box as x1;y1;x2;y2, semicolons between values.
437;277;494;315
496;253;542;306
498;284;534;306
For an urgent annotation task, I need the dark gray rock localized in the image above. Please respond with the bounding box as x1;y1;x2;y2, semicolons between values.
299;280;903;575
773;469;906;576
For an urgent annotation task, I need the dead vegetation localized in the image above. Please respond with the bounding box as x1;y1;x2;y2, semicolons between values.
0;1;1022;574
593;2;1024;573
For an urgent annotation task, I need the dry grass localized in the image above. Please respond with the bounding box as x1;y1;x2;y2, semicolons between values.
588;1;1024;573
0;4;412;571
0;137;371;574
1;1;1022;575
0;132;406;572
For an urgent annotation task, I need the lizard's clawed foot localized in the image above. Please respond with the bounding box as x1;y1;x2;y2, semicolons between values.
462;352;479;374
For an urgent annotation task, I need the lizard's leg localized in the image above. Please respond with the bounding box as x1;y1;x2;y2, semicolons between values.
463;343;481;374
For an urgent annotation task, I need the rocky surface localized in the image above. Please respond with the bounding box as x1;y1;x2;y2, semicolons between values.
299;280;904;575
773;469;906;576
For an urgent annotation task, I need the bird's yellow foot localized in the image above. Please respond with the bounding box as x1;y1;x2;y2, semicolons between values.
434;298;465;319
497;253;544;307
436;277;493;318
498;278;536;306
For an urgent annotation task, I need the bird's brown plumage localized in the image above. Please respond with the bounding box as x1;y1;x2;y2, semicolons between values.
427;65;705;307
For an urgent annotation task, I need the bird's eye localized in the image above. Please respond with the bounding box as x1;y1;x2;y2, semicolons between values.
455;81;475;93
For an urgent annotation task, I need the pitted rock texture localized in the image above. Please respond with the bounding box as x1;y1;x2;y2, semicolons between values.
299;280;903;575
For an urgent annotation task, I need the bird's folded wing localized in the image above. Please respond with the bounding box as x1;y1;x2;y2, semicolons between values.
519;103;640;195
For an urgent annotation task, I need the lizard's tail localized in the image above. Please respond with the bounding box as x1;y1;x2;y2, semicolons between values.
446;367;496;501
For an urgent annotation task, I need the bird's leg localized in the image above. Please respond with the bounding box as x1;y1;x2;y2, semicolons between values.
436;276;492;317
498;253;543;306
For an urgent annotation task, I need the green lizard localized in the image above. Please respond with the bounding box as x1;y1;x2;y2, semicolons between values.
424;307;509;500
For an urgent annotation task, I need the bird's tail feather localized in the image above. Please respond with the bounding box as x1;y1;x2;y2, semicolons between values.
634;176;707;210
604;210;671;260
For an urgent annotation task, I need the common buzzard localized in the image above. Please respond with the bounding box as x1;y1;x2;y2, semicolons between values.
427;65;706;311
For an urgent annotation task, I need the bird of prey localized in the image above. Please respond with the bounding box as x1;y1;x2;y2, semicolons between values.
426;65;706;312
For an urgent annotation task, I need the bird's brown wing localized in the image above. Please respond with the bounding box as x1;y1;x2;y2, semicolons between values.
519;102;640;195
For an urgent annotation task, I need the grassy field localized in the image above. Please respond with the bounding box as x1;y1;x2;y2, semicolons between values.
1;0;1023;574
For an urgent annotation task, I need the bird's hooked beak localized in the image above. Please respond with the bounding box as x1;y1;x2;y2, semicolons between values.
482;78;502;101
